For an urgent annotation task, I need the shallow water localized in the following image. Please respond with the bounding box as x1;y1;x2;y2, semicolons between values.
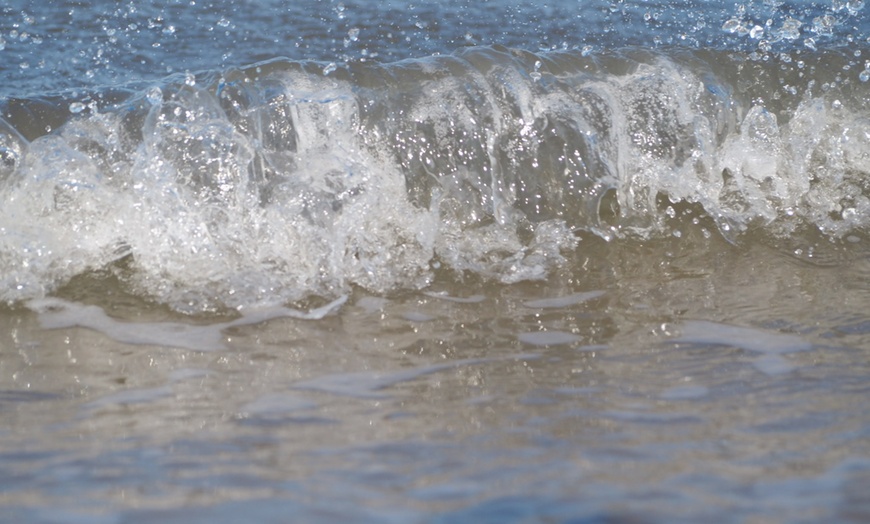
1;0;870;522
3;235;869;522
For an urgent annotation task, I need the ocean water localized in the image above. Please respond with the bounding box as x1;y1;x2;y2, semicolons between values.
1;0;870;522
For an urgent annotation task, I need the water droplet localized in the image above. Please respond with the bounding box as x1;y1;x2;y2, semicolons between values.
347;27;360;42
812;15;836;36
184;73;196;86
217;17;230;28
146;86;163;105
722;19;743;34
774;17;802;40
68;102;85;114
323;62;337;75
859;69;870;82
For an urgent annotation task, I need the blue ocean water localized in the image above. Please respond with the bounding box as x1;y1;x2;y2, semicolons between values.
0;0;796;95
1;1;869;523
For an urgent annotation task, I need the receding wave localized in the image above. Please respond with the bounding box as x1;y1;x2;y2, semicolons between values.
1;45;868;312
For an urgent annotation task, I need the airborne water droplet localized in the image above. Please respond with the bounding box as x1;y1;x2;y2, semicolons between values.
722;19;742;34
146;86;163;105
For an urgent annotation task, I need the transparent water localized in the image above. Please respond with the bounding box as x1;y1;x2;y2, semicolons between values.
1;1;869;522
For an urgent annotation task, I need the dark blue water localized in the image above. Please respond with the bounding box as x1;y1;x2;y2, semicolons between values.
1;1;869;522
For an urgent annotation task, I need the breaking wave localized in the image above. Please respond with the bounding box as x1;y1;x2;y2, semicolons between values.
1;45;869;312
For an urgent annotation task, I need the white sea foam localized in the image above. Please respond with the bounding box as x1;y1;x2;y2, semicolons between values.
522;290;605;308
671;320;812;375
26;295;347;351
672;320;812;354
517;331;582;346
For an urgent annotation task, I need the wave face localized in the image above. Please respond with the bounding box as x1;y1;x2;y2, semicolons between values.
1;45;869;312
